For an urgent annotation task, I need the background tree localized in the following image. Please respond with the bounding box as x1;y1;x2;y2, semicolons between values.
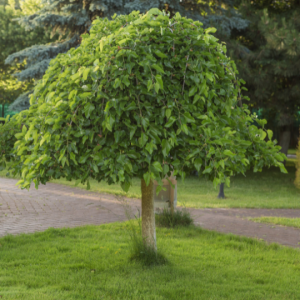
5;0;249;112
232;0;300;156
0;0;53;116
1;10;286;251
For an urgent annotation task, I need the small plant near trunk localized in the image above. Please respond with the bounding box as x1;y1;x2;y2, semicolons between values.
127;218;168;266
156;208;193;228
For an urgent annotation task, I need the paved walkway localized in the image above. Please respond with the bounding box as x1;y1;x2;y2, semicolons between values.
1;177;300;248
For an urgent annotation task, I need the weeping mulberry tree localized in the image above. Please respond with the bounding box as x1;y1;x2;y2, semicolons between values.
1;9;286;251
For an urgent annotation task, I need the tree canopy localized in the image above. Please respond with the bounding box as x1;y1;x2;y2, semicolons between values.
1;9;286;188
5;0;249;112
1;8;286;249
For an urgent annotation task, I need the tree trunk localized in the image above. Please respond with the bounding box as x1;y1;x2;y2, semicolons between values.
280;127;291;165
141;179;157;251
1;104;4;118
217;183;225;199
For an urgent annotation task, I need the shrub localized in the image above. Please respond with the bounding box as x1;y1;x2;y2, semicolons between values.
156;208;193;228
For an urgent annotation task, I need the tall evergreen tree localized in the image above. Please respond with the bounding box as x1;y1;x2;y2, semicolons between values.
233;0;300;156
5;0;249;111
0;0;53;116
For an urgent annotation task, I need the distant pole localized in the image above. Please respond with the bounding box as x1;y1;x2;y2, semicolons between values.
217;183;225;199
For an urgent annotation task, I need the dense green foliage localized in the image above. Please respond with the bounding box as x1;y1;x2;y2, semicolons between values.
0;0;52;110
1;222;300;299
5;0;249;111
234;1;300;148
0;9;286;192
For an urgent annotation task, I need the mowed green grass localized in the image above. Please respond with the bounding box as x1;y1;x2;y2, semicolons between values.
249;217;300;229
1;222;300;300
53;165;300;208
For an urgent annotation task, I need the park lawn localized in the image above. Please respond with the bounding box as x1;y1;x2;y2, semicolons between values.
249;217;300;229
1;222;300;300
1;165;300;209
52;165;300;209
288;149;297;155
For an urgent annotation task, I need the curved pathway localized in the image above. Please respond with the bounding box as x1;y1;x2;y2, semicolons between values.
1;177;300;248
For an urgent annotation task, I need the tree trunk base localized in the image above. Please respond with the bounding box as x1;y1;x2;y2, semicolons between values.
141;179;157;251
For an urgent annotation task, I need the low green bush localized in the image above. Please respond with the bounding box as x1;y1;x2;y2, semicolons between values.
156;208;193;228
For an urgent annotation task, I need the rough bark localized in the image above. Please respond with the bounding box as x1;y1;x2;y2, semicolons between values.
280;127;291;165
217;183;225;199
141;178;157;251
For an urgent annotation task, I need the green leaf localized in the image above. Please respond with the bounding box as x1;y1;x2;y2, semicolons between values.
155;75;164;90
154;50;168;58
219;160;225;169
114;78;121;89
156;185;163;196
163;164;169;175
147;79;152;91
100;40;104;52
205;27;217;34
155;82;160;93
166;109;171;119
193;94;200;104
152;161;163;172
130;127;137;140
267;130;273;140
189;86;197;97
162;139;171;156
70;152;78;165
194;158;202;171
213;177;219;189
165;116;176;128
82;68;90;81
181;124;189;134
143;172;151;186
121;181;131;192
223;150;235;158
279;163;288;174
152;64;165;74
225;177;230;188
84;103;95;118
205;73;213;82
122;75;130;87
260;131;267;140
138;132;148;147
183;112;195;123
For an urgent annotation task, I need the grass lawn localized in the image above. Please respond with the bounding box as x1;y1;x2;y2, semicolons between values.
249;217;300;229
1;165;300;209
288;149;297;155
1;222;300;299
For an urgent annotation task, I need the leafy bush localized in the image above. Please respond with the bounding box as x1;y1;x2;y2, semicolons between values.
156;208;193;228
